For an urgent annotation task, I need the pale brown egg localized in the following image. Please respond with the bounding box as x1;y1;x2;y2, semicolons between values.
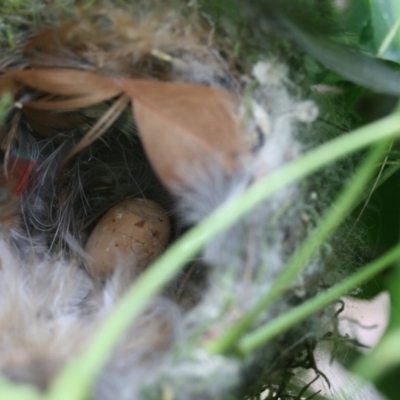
84;199;170;279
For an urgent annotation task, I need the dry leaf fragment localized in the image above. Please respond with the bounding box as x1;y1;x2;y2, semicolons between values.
9;68;121;100
118;79;245;189
1;68;246;193
24;94;120;111
4;69;125;147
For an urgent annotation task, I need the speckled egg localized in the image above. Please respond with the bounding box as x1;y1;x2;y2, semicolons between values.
84;199;171;279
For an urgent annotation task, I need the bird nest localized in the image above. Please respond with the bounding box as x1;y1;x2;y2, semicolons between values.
0;1;352;399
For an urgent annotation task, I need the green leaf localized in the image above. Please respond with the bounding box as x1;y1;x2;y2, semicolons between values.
284;17;400;94
369;0;400;62
375;365;400;400
240;0;400;95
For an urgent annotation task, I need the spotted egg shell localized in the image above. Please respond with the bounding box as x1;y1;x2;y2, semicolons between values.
84;199;170;279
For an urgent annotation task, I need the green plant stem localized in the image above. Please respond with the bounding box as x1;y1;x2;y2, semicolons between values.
206;140;388;355
372;163;400;190
345;140;393;239
0;93;12;125
238;242;400;355
377;17;400;57
47;113;400;400
392;5;400;51
0;377;41;400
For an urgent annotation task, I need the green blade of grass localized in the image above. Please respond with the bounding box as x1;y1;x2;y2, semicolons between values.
377;17;400;58
370;0;400;62
238;242;400;355
0;92;12;125
367;163;400;193
207;140;388;355
46;113;400;400
0;377;41;400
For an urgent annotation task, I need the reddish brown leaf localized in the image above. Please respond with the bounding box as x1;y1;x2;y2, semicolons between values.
24;94;121;111
10;68;121;99
118;79;245;189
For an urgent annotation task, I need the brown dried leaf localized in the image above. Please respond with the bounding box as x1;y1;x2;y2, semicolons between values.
24;94;121;111
10;68;121;99
118;79;245;189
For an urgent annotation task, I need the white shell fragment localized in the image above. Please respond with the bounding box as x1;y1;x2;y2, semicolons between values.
84;199;171;279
